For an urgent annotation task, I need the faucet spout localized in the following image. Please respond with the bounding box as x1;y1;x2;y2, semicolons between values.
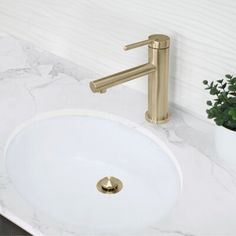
90;63;155;93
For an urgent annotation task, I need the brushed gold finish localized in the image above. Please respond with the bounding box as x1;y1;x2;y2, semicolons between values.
89;34;170;124
124;39;153;50
96;176;123;194
90;63;156;93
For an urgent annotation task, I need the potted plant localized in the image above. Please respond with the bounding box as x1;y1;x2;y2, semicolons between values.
203;74;236;164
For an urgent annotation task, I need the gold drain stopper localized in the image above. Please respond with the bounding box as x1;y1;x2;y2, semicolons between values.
96;176;123;194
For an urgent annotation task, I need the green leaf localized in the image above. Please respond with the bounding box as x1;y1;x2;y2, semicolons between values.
231;77;236;84
206;101;212;106
206;109;215;119
221;92;228;99
226;74;233;79
203;80;208;85
210;87;219;95
228;85;236;92
221;83;227;89
217;79;223;83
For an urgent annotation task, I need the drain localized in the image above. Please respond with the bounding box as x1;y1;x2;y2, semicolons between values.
96;176;123;194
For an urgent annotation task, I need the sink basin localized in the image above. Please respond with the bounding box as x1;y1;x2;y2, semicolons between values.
5;110;182;234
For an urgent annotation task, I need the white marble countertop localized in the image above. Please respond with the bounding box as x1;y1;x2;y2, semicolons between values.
0;33;236;236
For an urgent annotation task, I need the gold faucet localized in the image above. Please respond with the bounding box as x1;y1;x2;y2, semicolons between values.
90;34;170;124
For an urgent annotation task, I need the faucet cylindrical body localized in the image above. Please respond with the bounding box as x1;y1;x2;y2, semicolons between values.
145;35;170;124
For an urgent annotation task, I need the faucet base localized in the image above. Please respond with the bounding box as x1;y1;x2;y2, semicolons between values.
145;111;169;124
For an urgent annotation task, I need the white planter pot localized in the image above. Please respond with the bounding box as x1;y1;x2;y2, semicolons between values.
215;125;236;165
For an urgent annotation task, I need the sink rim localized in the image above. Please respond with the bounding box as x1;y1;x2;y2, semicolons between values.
3;108;183;234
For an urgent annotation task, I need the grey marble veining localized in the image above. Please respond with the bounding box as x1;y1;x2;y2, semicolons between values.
0;34;236;236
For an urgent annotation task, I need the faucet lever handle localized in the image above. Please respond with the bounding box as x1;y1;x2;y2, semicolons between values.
124;35;170;51
123;39;153;51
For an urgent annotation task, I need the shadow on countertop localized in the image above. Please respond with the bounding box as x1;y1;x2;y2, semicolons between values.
0;215;31;236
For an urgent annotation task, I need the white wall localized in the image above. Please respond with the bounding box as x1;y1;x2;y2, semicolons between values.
0;0;235;120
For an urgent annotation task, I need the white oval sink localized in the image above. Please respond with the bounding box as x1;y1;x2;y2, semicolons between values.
5;110;182;234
